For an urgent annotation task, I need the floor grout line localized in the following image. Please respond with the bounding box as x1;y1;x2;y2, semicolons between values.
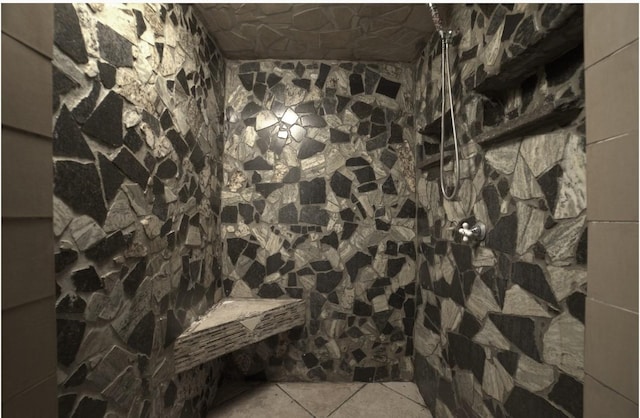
379;382;428;409
276;383;317;417
326;383;367;417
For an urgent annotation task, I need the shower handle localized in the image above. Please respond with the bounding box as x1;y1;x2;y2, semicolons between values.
458;222;486;242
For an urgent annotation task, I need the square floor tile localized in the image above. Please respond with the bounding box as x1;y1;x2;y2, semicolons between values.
381;382;426;406
329;384;432;418
208;383;312;418
278;382;364;417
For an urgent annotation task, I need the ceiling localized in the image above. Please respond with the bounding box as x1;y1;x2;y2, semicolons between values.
194;4;441;62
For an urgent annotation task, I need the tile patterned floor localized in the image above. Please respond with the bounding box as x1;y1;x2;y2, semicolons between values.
208;381;432;418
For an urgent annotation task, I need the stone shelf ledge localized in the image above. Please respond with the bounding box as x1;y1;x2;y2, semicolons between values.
417;97;582;171
174;298;306;373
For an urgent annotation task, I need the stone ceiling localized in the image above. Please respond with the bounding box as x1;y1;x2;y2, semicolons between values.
194;4;441;62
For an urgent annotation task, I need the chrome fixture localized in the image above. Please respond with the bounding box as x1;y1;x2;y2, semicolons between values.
458;222;486;243
427;3;460;201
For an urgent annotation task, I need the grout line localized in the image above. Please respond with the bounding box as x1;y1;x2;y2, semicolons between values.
586;297;639;315
380;382;428;409
1;31;53;61
584;39;638;71
326;383;366;417
275;383;316;417
586;372;640;406
586;130;637;147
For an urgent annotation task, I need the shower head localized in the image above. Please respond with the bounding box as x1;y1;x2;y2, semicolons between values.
427;4;458;44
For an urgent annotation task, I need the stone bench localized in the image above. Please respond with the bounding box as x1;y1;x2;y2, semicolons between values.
174;298;306;373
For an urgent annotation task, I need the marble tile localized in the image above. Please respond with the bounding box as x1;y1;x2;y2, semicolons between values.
208;384;312;418
329;383;432;418
278;382;364;417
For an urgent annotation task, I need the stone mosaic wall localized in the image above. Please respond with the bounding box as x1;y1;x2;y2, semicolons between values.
413;4;587;417
53;4;225;417
222;60;417;382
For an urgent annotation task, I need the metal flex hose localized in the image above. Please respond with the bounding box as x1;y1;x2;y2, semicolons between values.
428;3;460;200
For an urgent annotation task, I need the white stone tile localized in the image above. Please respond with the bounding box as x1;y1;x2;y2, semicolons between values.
278;382;364;417
208;383;312;418
381;382;426;406
329;384;432;418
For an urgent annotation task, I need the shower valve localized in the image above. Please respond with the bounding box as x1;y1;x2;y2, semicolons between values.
458;222;486;243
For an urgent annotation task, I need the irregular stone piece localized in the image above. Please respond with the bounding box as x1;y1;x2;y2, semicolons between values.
71;396;107;418
514;354;555;392
505;386;565;418
548;373;583;418
512;154;544;200
82;91;124;148
489;313;542;361
553;134;586;219
53;106;94;160
546;266;586;302
298;138;326;160
85;231;131;262
127;311;155;355
485;212;517;255
54;161;107;224
485;141;520;174
503;285;551;317
543;312;584;380
511;261;557;306
540;215;586;265
472;318;511;351
97;21;133;67
483;359;514;403
70;215;107;251
300;178;326;204
244;156;273;170
515;201;545;255
376;77;401;98
112;148;150;188
57;318;86;366
54;4;88;64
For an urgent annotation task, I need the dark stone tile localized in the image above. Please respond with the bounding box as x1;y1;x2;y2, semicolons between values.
255;183;283;198
513;16;536;47
82;91;124;148
502;13;524;40
482;185;501;225
353;166;375;183
311;260;332;272
380;148;398;169
57;318;85;366
352;349;366;363
55;248;78;273
283;167;301;183
54;4;88;64
423;303;440;333
511;261;557;306
85;231;132;262
376;77;401;99
64;364;88;388
353;300;372;316
414;353;438;414
317;271;343;293
576;227;587;265
156;159;178;179
549;373;583;417
389;123;403;144
300;115;327;128
299;206;329;226
243;261;266;288
189;144;205;173
221;206;238;223
123;127;143;152
72;396;107;418
293;78;311;91
351;101;373;119
164;310;183;347
487;6;507;36
353;366;376;382
357;121;370;136
128;312;155;355
336;95;350;113
458;311;482;339
387;258;406;278
266;253;285;275
320;231;339;249
346;252;372;281
239;73;254;91
278;203;298;224
298;138;326;159
300;178;326;204
123;260;146;298
497;350;519;375
112;148;149;188
316;63;331;89
71;80;101;124
56;293;86;314
97;22;133;67
538;164;563;213
166;129;188;159
54;161;107;224
566;291;585;323
365;133;387;151
505;386;565;418
349;73;364;95
310;291;326;319
330;128;350;143
447;332;486;382
485;212;517;255
364;68;381;94
258;283;284;298
267;73;282;88
489;313;542;361
397;199;416;218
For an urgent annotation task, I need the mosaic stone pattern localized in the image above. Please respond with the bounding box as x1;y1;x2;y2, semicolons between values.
194;4;437;62
412;4;586;418
222;60;417;382
53;4;226;417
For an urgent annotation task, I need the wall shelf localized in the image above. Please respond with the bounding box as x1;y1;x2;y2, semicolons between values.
417;97;582;171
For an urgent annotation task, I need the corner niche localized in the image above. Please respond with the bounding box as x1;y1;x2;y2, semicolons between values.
417;8;584;171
